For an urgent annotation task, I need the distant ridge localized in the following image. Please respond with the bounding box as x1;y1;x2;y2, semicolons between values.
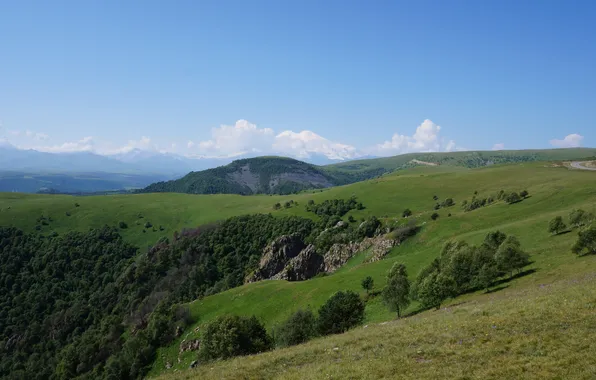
140;148;596;195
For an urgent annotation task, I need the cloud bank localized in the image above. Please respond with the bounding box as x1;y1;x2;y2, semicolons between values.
550;134;583;148
12;119;582;162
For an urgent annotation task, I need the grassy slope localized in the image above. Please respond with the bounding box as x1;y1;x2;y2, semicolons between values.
148;162;596;376
160;271;596;380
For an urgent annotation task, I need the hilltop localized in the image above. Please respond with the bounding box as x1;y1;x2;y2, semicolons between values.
139;148;596;195
139;156;338;195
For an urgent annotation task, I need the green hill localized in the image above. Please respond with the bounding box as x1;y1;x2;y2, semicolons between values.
138;149;596;196
139;156;337;195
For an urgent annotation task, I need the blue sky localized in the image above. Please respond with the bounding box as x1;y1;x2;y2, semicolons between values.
0;0;594;159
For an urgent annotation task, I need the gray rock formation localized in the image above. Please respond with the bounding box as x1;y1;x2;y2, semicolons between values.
245;234;306;283
273;245;324;281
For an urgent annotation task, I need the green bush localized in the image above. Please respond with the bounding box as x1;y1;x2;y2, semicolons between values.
274;309;317;347
199;315;272;361
317;291;365;335
144;222;153;229
431;212;439;220
119;221;128;229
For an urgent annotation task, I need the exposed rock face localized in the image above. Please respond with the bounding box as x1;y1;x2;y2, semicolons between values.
273;245;324;281
245;234;306;283
247;233;398;283
323;236;398;273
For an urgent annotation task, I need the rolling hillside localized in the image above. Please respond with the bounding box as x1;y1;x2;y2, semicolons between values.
138;148;596;196
146;161;596;377
1;161;596;379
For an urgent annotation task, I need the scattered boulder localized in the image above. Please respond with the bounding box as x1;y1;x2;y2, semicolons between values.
245;234;306;283
166;362;172;369
179;339;201;354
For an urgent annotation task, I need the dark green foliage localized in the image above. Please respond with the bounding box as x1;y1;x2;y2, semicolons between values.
442;198;455;207
433;203;441;210
356;216;381;238
417;272;457;310
306;197;360;218
0;213;317;379
504;192;521;204
317;291;365;335
348;215;356;223
274;309;317;347
520;190;529;198
548;216;567;235
382;263;410;317
474;263;499;292
572;226;596;256
144;221;153;229
495;236;530;277
119;221;128;229
0;227;138;379
412;231;529;308
198;315;272;361
75;202;80;207
431;212;439;220
361;276;374;294
402;208;412;218
273;202;281;210
569;209;594;228
433;195;439;201
65;211;71;216
284;201;292;209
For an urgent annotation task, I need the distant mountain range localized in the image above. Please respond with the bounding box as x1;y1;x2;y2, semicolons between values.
138;148;596;196
2;146;595;194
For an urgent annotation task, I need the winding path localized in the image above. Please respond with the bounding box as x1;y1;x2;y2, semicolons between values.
570;161;596;171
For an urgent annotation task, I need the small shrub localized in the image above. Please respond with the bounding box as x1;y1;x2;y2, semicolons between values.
431;212;439;220
75;203;80;207
274;309;317;347
119;221;128;229
572;226;596;256
361;276;374;294
199;315;272;361
317;291;365;335
348;215;355;223
144;222;152;229
548;216;566;235
65;211;71;217
402;208;412;218
520;190;529;198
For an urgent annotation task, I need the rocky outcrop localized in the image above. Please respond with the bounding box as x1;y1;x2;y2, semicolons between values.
273;245;324;281
323;236;398;273
247;233;398;283
245;234;306;283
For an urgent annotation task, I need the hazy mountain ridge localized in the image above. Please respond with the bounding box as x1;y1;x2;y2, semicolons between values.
140;148;596;196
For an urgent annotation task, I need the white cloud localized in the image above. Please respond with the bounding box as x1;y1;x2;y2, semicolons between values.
272;130;359;160
187;140;195;149
445;140;457;152
492;143;505;151
195;119;275;156
370;119;456;156
550;134;583;148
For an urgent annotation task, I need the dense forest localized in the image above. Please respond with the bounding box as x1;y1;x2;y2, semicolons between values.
1;206;389;379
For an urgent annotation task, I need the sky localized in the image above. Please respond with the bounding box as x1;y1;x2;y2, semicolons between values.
0;0;595;160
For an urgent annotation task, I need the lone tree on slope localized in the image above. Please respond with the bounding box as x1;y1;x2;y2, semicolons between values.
382;263;410;318
548;216;567;235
